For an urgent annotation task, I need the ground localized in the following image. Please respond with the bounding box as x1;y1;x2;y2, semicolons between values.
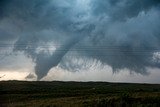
0;81;160;107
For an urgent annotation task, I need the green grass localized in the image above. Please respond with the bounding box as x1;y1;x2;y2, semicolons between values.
0;81;160;107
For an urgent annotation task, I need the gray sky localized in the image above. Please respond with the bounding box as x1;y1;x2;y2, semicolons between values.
0;0;160;83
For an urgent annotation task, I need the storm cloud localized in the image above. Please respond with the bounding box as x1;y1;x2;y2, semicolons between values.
0;0;160;80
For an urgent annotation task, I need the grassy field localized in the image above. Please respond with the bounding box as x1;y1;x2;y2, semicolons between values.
0;81;160;107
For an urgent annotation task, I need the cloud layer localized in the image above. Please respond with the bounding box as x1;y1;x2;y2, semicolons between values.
0;0;160;80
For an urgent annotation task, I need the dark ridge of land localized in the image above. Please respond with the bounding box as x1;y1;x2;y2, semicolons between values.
0;81;160;107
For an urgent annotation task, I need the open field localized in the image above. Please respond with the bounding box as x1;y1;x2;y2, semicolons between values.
0;81;160;107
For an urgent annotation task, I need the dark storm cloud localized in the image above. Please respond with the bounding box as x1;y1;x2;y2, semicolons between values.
76;7;160;74
0;0;160;80
60;0;160;74
0;0;8;18
91;0;160;21
0;29;12;41
0;0;94;79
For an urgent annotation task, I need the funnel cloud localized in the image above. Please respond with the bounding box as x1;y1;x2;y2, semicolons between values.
0;0;160;80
